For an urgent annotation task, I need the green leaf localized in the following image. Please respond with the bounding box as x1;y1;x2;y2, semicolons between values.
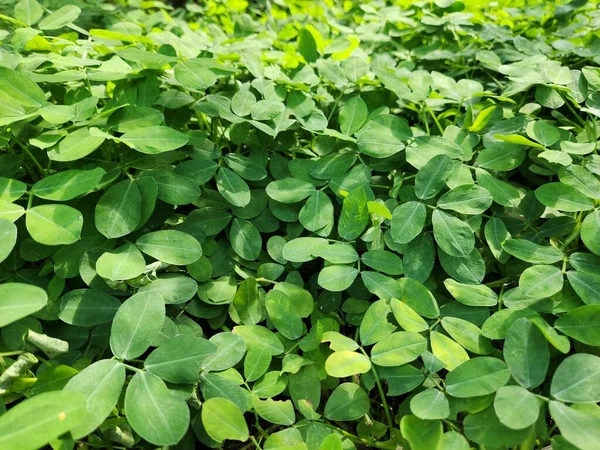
298;28;318;63
0;67;45;108
430;331;470;371
581;210;600;255
138;274;198;305
410;389;450;420
264;428;308;450
503;318;549;388
125;371;190;445
48;128;105;162
338;186;369;241
252;396;296;426
265;290;304;340
390;298;428;332
551;305;600;345
64;360;126;439
230;218;262;260
174;60;218;90
325;351;371;377
359;300;396;346
110;291;165;360
14;0;43;25
464;406;532;448
357;129;404;158
339;96;367;136
567;270;600;305
446;357;510;397
551;354;600;403
432;210;474;257
400;415;443;450
438;185;493;215
26;204;83;245
96;244;147;281
0;218;17;264
370;331;427;367
145;335;216;383
299;191;334;232
0;391;87;450
444;279;498;306
525;121;561;146
216;167;251;207
266;178;316;204
415;154;454;200
549;401;600;450
441;317;493;355
318;265;358;292
0;283;47;327
136;230;202;265
324;383;370;421
502;238;564;264
95;180;142;239
389;201;426;244
398;277;440;318
121;126;188;154
493;385;540;430
202;397;249;442
59;289;120;326
535;182;594;212
32;168;105;201
38;5;81;30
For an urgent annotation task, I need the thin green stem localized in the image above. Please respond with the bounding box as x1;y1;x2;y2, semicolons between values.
14;138;45;176
425;103;444;134
360;347;396;442
250;435;263;450
121;363;143;373
0;351;23;357
485;277;510;288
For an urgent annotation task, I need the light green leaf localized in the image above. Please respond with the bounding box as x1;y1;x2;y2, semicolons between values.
535;182;594;212
339;96;367;136
370;331;427;367
318;265;358;292
551;354;600;403
324;383;370;421
493;386;540;430
96;244;146;281
400;416;443;450
0;283;47;327
145;335;216;383
446;357;510;397
325;351;371;378
410;389;450;420
125;371;190;445
503;318;549;389
110;291;165;360
432;210;474;257
32;168;105;201
26;204;83;245
64;360;126;439
95;179;141;239
0;218;16;264
549;401;600;450
38;5;81;30
59;289;120;326
136;230;202;265
121;126;188;154
338;186;369;241
0;391;87;450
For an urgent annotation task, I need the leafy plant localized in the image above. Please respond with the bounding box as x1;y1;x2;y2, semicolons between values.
1;0;600;449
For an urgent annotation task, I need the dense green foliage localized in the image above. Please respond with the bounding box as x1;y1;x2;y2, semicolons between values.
1;0;600;449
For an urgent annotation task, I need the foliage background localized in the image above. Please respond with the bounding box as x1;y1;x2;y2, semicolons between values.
1;0;600;449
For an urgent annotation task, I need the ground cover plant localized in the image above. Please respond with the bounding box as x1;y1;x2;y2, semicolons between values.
0;0;600;448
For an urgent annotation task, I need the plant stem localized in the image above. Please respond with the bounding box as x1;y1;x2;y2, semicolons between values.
250;435;263;450
121;363;143;373
425;103;444;134
0;351;23;357
360;347;396;442
14;137;45;176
